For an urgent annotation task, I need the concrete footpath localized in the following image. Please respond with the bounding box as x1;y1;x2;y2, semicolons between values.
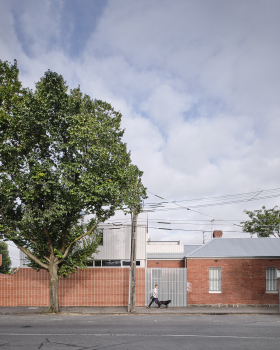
0;305;279;315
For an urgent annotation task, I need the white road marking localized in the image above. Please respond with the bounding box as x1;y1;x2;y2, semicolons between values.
0;333;279;340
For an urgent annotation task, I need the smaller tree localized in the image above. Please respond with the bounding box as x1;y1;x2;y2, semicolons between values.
242;206;280;237
0;241;12;274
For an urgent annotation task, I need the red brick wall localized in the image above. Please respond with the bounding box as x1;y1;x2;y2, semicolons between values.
187;258;280;305
59;268;145;306
147;260;185;268
0;268;145;307
0;268;49;306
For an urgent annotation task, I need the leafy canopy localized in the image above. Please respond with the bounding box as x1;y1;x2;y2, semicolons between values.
0;59;146;276
242;206;280;237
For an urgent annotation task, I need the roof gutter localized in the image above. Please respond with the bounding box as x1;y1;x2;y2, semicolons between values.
186;256;280;259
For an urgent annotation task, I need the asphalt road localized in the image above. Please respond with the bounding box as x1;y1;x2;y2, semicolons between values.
0;314;280;349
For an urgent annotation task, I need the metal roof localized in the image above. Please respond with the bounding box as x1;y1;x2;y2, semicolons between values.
187;238;280;258
184;245;202;256
147;245;201;259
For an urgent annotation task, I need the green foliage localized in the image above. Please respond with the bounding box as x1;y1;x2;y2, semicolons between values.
0;241;12;274
0;59;147;277
242;206;280;237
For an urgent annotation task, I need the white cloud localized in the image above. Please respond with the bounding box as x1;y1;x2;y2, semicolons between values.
1;0;280;261
142;84;193;131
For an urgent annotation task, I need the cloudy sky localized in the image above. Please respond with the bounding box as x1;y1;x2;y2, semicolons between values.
1;0;280;266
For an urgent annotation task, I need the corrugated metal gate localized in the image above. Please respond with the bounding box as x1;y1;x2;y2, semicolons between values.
145;268;187;307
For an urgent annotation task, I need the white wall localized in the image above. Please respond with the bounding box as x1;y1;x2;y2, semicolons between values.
20;225;187;267
146;243;184;254
19;250;29;267
92;225;147;261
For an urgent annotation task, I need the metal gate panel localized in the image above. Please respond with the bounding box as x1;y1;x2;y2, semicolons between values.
145;268;187;307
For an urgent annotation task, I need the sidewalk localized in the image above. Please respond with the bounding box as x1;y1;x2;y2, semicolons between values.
0;305;279;315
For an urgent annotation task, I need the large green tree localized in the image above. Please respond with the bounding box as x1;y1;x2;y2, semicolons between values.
0;60;146;312
242;206;280;237
0;241;12;274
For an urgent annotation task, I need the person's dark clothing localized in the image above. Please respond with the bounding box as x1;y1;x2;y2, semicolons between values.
148;297;160;308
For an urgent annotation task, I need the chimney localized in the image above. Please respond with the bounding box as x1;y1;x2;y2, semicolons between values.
213;230;223;238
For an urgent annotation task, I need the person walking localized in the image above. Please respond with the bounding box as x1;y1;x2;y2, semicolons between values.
147;284;160;308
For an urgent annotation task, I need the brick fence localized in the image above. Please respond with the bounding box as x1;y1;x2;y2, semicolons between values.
0;268;145;307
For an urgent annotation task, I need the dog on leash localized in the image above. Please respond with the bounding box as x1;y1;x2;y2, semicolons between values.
158;300;171;308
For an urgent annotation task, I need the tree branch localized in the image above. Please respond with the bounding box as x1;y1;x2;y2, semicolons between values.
43;225;54;256
60;227;67;253
58;208;115;263
0;225;49;269
58;220;99;263
0;207;39;249
17;244;49;270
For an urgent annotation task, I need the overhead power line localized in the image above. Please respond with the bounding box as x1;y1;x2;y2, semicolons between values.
147;191;242;228
148;226;244;233
144;187;280;212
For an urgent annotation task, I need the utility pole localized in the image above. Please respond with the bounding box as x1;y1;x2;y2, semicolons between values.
128;208;138;313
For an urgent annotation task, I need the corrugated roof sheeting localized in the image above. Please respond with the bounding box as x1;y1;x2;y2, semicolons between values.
147;245;202;259
188;238;280;258
184;245;202;256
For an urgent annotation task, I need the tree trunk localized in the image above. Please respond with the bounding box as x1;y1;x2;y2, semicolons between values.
49;262;59;313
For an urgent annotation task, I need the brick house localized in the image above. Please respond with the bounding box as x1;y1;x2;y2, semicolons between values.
145;231;280;306
185;234;280;306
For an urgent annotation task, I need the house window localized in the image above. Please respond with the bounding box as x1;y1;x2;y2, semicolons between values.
209;267;221;292
102;260;121;267
122;260;140;266
266;268;278;292
86;260;101;267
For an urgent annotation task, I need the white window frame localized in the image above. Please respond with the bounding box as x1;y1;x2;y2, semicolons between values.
266;267;278;293
209;267;221;293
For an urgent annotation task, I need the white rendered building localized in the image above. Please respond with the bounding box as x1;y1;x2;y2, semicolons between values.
19;224;187;268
